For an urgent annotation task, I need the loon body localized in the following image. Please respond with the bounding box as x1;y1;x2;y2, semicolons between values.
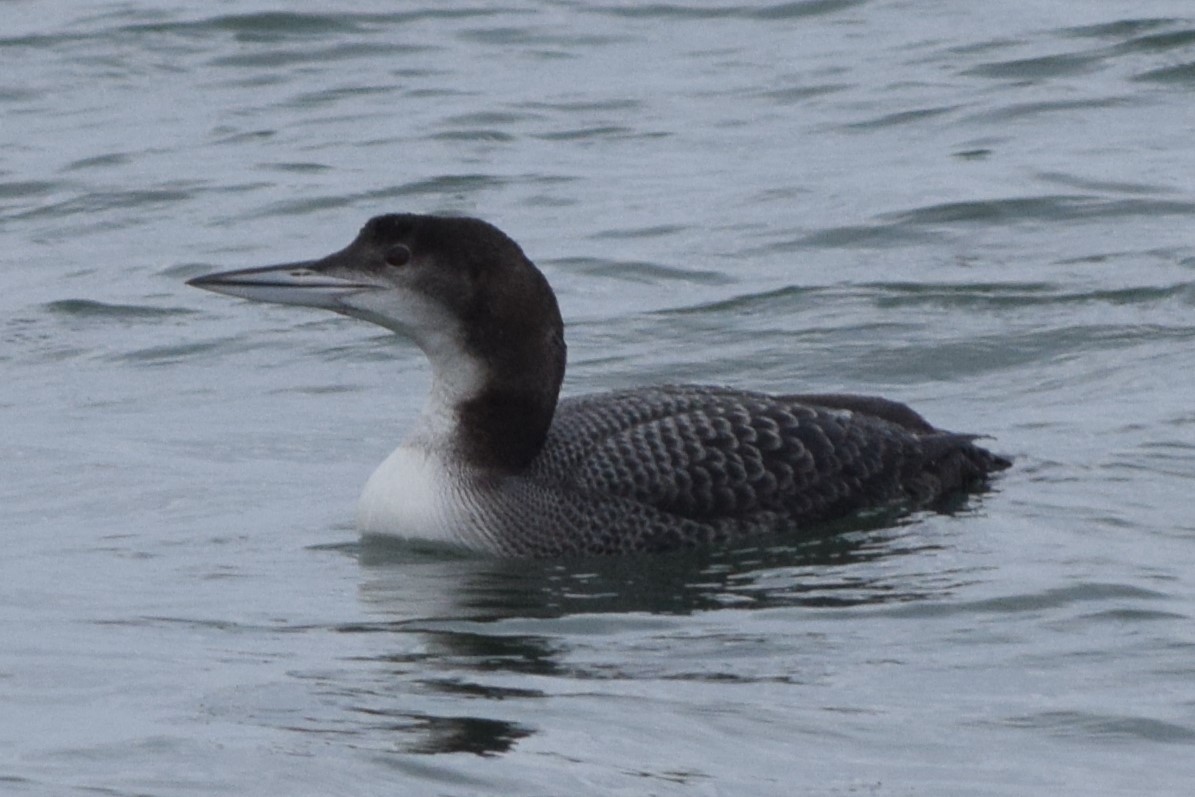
188;214;1009;557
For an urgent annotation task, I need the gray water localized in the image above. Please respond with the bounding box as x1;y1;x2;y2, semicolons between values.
4;1;1195;794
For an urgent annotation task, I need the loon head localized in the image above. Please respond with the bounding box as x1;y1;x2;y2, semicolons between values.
188;214;567;469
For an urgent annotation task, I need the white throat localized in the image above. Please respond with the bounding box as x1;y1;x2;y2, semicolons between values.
352;289;491;546
344;284;490;439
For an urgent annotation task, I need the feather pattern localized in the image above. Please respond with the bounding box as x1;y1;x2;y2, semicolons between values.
466;384;1012;556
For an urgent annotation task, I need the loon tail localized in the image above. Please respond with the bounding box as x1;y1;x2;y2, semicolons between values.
914;432;1011;507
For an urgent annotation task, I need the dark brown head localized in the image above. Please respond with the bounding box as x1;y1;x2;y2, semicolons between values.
188;214;568;470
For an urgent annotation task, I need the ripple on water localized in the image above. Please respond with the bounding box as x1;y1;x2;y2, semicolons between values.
552;256;735;286
1000;711;1195;744
1061;18;1180;40
1134;61;1195;84
15;187;198;222
1110;28;1195;53
0;179;61;200
249;174;545;218
888;195;1195;226
961;52;1105;80
961;96;1138;124
593;0;867;21
44;299;194;320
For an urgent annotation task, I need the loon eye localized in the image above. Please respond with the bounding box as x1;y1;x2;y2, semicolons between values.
383;244;411;267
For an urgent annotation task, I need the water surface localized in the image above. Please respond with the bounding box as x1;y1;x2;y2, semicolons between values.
3;1;1195;795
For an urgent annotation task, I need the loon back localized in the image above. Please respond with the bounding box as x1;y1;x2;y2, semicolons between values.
187;213;1010;558
501;384;1007;556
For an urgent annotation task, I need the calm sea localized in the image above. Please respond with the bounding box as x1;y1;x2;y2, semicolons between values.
3;1;1195;795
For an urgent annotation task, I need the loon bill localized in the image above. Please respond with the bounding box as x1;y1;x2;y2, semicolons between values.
188;213;1010;557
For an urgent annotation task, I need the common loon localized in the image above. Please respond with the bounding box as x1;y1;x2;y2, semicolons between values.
188;213;1010;557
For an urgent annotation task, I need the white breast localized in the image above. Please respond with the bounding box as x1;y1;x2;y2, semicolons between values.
356;446;464;545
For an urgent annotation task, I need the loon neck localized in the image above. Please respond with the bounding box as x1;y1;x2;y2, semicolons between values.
457;383;559;471
411;303;566;474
